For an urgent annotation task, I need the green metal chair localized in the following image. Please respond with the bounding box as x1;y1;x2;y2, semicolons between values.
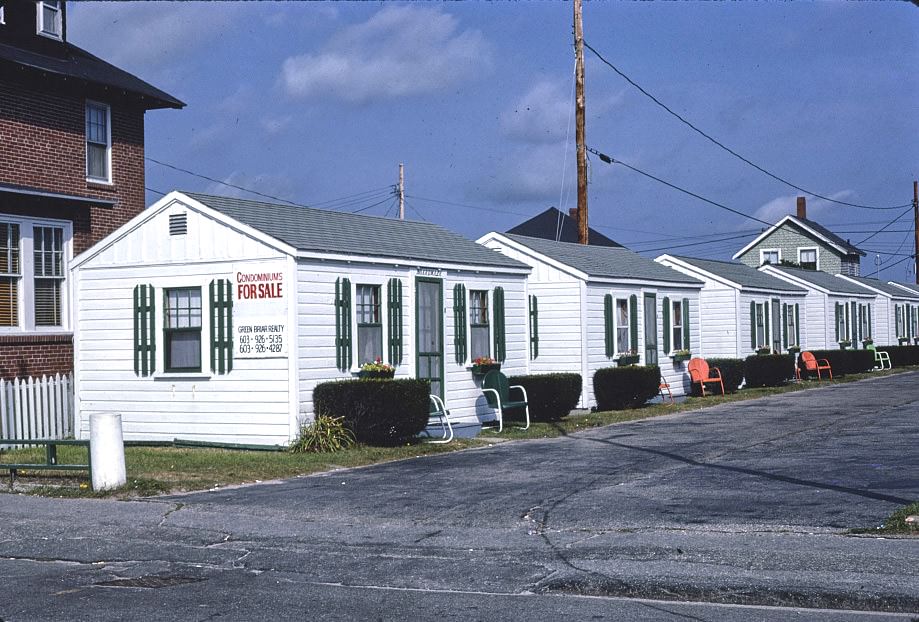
426;395;455;443
866;344;891;370
481;370;530;433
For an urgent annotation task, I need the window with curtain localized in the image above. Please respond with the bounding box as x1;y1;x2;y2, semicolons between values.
469;290;489;360
671;299;683;350
785;304;797;347
755;303;766;348
164;288;202;372
33;226;64;326
86;102;111;182
0;223;20;327
799;249;818;270
616;298;629;353
356;284;382;364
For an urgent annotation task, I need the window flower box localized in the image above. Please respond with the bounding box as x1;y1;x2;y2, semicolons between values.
838;340;851;350
755;347;772;356
471;357;500;376
615;354;640;366
787;346;801;354
358;359;395;379
898;337;910;345
670;349;691;363
861;339;874;348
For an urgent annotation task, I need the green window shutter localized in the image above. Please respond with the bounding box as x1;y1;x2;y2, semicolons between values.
662;296;670;354
764;302;770;347
133;284;155;377
834;303;841;342
493;286;506;363
387;278;403;365
682;297;690;352
629;294;638;354
750;301;756;350
209;279;233;375
453;284;467;364
851;302;858;343
782;304;788;349
335;277;352;371
529;295;539;360
795;304;800;346
603;294;614;358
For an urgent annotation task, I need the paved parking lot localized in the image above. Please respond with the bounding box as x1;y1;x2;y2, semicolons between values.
1;372;917;620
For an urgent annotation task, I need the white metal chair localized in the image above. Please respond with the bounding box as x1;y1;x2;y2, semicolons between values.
426;395;455;443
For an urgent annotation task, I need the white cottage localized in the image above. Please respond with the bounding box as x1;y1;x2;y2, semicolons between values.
835;275;919;347
655;255;808;358
477;233;703;405
886;281;919;344
760;265;875;350
71;191;531;445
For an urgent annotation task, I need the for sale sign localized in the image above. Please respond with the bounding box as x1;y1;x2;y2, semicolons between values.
233;263;288;358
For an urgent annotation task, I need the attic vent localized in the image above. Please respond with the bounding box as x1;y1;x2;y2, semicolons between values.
169;213;187;236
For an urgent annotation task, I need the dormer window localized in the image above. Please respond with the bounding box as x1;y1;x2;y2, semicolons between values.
37;1;61;39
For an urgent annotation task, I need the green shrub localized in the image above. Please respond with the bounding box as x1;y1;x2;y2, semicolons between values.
312;379;430;446
507;373;582;422
802;349;874;377
876;345;919;367
704;358;745;394
593;365;660;411
744;354;795;387
290;414;355;453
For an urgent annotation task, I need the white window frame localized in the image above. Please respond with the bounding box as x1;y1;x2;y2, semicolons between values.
798;247;819;271
149;276;214;379
0;214;71;334
837;303;849;343
754;302;767;349
671;298;683;351
36;0;62;40
759;248;780;266
85;100;112;184
468;288;491;362
786;304;798;348
613;296;632;355
347;277;389;372
355;283;384;366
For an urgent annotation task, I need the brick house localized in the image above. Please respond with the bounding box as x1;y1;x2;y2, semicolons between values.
733;197;866;276
0;0;183;379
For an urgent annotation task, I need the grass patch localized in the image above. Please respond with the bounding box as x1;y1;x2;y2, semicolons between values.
851;501;919;535
2;366;914;498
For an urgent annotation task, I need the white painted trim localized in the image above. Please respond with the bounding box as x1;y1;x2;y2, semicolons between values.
656;254;806;298
477;232;590;281
36;0;62;40
759;248;781;266
85;100;112;184
836;275;919;301
732;215;860;259
286;254;299;441
797;246;819;271
887;281;919;298
295;249;531;276
760;265;873;298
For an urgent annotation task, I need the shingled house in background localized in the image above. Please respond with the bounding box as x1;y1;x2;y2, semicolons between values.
0;0;183;379
733;197;866;276
507;206;623;247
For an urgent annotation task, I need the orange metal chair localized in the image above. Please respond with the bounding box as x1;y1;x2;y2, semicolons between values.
659;377;674;404
687;357;725;397
797;351;833;380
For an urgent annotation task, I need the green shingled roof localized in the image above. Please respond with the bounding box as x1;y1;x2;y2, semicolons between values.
505;234;702;285
185;192;528;271
669;256;806;293
842;276;919;299
766;266;873;295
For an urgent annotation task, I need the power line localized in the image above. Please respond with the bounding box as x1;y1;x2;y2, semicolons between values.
403;199;429;222
855;205;914;244
145;186;166;197
351;194;397;214
635;232;759;254
587;147;776;227
406;194;533;218
583;41;911;211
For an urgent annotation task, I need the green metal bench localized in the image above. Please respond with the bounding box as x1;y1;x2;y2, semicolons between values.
481;370;530;433
0;439;92;484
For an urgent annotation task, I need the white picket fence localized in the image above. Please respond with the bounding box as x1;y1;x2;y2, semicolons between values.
0;374;74;441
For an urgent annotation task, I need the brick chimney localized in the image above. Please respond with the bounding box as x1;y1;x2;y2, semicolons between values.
569;207;578;220
796;196;807;219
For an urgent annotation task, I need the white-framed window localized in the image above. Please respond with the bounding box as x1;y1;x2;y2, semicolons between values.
85;101;112;183
615;298;630;354
469;289;489;360
785;304;797;347
671;299;683;351
356;284;382;365
0;215;70;332
164;287;203;373
755;303;766;349
760;249;780;266
799;248;818;271
36;0;61;39
836;303;849;343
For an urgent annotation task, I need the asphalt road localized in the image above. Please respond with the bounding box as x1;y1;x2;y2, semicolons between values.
1;372;918;621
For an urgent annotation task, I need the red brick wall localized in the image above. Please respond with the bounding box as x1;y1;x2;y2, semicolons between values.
0;77;147;251
0;335;73;379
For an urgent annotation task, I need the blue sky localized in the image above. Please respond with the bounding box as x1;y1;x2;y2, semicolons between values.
69;2;918;280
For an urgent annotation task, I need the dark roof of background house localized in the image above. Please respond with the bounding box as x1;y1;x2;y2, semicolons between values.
790;216;866;256
842;275;919;299
670;256;806;293
186;192;528;270
767;265;873;295
0;41;184;109
505;234;701;284
507;207;623;248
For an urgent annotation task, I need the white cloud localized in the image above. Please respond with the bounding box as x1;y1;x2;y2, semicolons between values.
753;190;855;223
204;171;297;203
484;144;573;204
280;6;492;103
500;81;572;145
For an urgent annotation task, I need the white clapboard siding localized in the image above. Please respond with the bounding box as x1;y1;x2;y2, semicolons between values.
527;281;583;375
699;287;738;359
0;374;74;443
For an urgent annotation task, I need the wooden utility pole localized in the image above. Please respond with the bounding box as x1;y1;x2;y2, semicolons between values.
574;0;588;245
398;163;405;220
913;180;918;284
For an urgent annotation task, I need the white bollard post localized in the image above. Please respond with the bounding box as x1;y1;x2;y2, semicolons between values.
90;413;127;491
